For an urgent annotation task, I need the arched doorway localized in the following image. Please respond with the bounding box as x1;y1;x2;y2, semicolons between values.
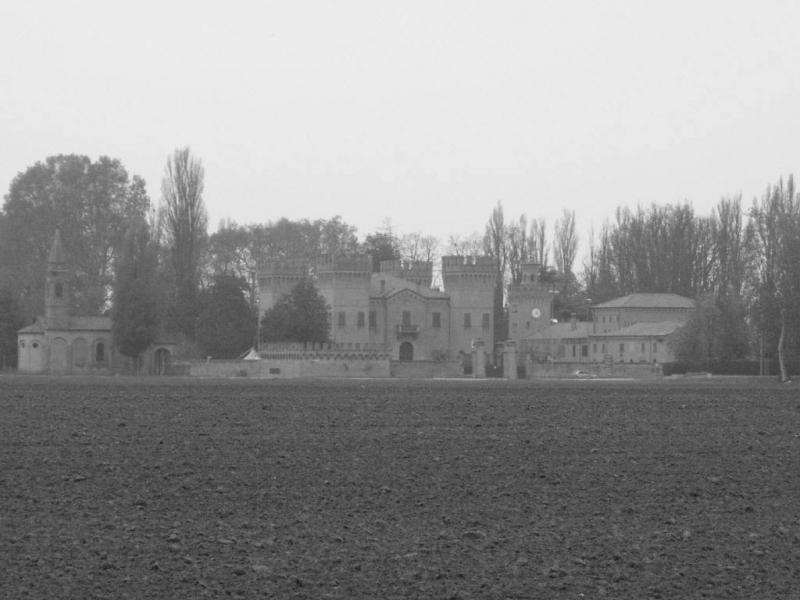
399;341;414;362
154;347;171;375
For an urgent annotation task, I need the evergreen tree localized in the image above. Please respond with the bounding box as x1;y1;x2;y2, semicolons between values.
112;224;159;369
196;274;257;358
260;279;330;344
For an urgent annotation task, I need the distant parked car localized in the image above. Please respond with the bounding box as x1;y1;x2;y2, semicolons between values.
573;370;598;379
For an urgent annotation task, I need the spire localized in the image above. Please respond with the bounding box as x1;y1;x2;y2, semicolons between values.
47;229;67;266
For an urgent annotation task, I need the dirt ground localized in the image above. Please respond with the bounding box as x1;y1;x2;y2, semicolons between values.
1;376;799;599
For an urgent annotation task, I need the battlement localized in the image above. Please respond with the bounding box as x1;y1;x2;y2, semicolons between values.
441;255;496;276
258;257;309;278
379;259;433;286
316;254;372;275
515;262;547;287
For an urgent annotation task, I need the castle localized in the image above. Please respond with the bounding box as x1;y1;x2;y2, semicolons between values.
257;255;497;362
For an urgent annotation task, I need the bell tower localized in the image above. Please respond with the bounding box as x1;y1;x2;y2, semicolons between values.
45;229;70;329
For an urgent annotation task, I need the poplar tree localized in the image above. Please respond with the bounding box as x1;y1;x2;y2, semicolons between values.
112;224;159;370
160;147;208;339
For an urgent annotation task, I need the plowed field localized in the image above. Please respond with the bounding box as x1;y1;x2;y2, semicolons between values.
2;377;799;598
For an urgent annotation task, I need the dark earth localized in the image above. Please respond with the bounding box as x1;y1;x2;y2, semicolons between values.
2;376;799;599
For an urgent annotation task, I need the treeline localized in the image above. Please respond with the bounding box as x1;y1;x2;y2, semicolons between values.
1;151;800;378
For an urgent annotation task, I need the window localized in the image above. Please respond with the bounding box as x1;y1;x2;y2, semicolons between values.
96;342;105;363
582;345;588;357
641;342;645;353
369;311;376;329
32;342;39;349
432;312;441;328
653;342;658;353
337;311;346;328
592;343;597;354
602;315;605;323
602;343;606;354
54;282;63;298
464;313;471;329
571;345;576;357
482;313;491;329
357;312;365;328
402;310;411;326
525;321;530;329
619;342;625;355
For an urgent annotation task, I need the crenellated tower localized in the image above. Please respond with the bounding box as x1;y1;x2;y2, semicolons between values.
316;255;372;344
256;258;309;315
45;229;70;329
441;255;497;356
507;262;554;341
379;259;433;288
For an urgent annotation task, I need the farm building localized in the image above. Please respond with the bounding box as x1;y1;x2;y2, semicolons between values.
519;293;695;365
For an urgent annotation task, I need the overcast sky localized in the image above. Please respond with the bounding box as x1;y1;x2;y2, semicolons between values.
2;1;800;254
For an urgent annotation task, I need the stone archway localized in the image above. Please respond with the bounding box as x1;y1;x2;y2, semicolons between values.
399;341;414;362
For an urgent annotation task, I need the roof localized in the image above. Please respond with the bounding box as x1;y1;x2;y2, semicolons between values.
530;321;592;341
592;321;684;338
42;316;112;332
592;293;695;310
18;318;45;334
371;273;449;300
47;229;67;265
68;316;112;331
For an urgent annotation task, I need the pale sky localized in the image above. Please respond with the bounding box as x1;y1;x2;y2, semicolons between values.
2;1;800;254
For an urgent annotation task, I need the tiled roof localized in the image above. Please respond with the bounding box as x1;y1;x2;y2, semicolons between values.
530;321;592;341
592;321;684;338
18;318;46;334
68;316;112;331
592;293;695;310
370;273;449;300
41;316;112;331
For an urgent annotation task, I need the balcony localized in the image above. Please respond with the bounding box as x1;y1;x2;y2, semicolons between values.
395;324;421;338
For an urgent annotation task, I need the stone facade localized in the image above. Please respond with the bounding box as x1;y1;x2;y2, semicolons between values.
518;293;695;369
257;255;496;362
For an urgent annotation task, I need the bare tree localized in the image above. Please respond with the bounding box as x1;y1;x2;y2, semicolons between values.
552;209;578;288
530;217;548;267
160;147;208;338
506;214;530;285
446;233;484;257
750;176;800;381
400;232;440;263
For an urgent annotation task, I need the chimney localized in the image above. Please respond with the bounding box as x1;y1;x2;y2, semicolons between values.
380;279;386;294
570;313;577;330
